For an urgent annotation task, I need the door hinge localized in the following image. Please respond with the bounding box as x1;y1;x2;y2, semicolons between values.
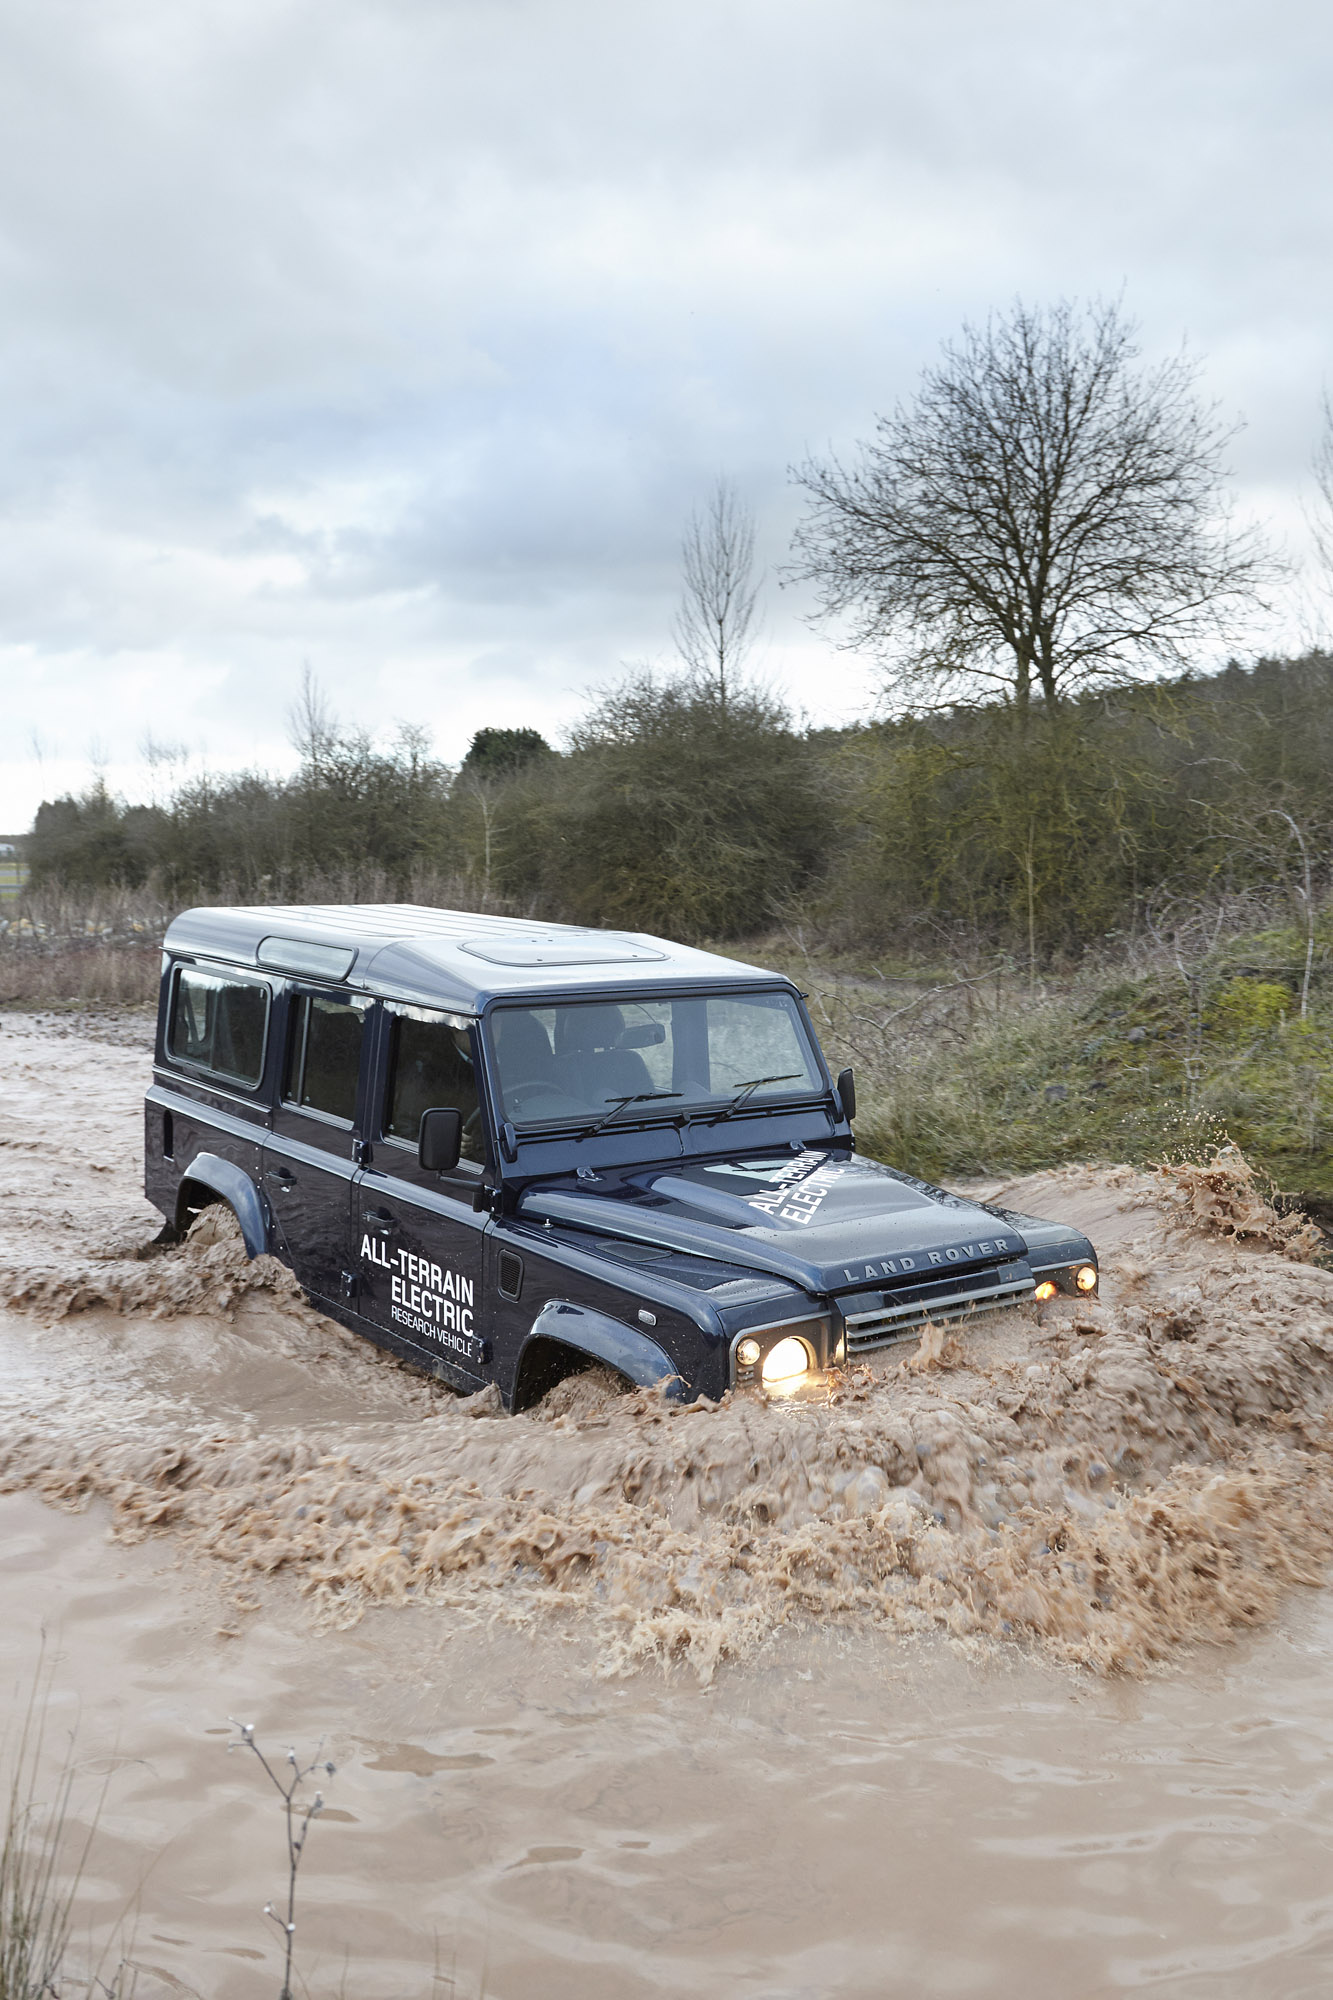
341;1270;359;1301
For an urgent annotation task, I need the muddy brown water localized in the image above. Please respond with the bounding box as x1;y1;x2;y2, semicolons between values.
3;1011;1333;1996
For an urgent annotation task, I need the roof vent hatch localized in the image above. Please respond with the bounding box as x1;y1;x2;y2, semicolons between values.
458;935;666;967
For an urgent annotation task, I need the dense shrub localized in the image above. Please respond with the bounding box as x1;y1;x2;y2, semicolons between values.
493;676;825;937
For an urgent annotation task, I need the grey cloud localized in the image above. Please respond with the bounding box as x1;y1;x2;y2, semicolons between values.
0;0;1328;826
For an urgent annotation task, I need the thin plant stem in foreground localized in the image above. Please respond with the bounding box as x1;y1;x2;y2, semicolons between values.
229;1721;335;2000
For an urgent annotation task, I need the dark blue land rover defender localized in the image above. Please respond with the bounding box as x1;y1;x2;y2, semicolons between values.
144;905;1098;1407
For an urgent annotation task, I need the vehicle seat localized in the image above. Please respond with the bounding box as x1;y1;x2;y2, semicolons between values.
493;1010;559;1089
557;1004;655;1103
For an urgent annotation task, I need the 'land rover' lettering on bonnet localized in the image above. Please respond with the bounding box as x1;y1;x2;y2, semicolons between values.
841;1236;1023;1283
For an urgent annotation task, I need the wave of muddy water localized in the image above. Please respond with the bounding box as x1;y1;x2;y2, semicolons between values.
4;1011;1333;1996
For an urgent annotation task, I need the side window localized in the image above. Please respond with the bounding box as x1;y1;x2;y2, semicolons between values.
167;966;269;1087
284;993;366;1124
383;1008;483;1164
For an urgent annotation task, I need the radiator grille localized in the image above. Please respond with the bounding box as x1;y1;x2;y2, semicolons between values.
841;1273;1034;1352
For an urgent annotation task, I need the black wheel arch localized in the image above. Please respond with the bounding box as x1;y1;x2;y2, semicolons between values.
510;1301;689;1411
174;1151;270;1259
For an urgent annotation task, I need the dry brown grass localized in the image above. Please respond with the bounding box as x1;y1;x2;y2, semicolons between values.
0;885;167;1009
0;945;160;1008
0;871;514;1009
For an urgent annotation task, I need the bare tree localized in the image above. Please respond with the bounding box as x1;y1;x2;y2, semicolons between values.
790;299;1274;718
139;730;189;809
286;662;337;772
673;478;761;714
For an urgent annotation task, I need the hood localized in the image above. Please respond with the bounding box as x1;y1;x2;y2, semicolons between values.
519;1149;1029;1296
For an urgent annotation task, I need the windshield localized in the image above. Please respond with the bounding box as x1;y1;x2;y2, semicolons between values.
488;991;825;1127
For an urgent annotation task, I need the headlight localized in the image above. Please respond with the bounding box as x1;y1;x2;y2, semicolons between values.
1075;1265;1098;1292
1034;1280;1058;1301
762;1336;812;1385
737;1337;762;1368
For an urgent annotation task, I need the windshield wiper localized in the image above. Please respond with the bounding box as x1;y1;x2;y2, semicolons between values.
709;1073;802;1123
578;1091;683;1139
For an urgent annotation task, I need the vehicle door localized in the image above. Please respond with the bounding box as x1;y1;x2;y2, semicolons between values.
353;1002;491;1387
262;986;372;1304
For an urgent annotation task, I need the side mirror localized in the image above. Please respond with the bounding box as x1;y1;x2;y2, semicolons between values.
836;1067;856;1121
418;1106;463;1174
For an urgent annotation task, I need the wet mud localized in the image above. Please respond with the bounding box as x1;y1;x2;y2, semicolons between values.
3;1013;1333;1684
6;1010;1333;1997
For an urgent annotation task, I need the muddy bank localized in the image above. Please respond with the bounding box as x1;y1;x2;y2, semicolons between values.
2;1011;1333;1683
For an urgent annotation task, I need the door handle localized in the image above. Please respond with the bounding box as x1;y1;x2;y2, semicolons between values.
365;1208;400;1234
266;1167;296;1188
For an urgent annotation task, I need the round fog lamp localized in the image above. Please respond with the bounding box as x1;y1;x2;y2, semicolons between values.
1034;1280;1058;1301
762;1336;811;1385
1075;1265;1098;1293
737;1337;762;1369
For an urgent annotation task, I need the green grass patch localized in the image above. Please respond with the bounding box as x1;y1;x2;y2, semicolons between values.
856;924;1333;1198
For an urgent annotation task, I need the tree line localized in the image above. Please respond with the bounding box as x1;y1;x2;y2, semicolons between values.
27;651;1333;964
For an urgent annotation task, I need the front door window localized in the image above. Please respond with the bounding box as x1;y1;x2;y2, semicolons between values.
382;1006;484;1163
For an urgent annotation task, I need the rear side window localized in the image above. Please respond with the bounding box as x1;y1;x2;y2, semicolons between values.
168;966;269;1087
284;993;367;1124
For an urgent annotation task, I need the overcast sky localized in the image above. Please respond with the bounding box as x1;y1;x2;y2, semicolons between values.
0;0;1329;829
